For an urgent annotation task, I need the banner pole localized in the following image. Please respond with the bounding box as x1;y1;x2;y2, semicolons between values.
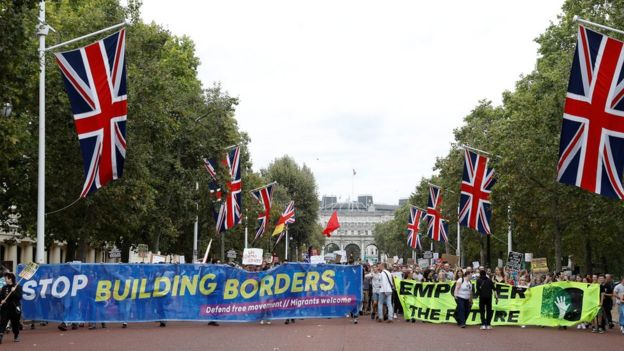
193;182;198;263
201;239;212;264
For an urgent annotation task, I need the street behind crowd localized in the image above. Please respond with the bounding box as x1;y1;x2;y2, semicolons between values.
2;318;621;351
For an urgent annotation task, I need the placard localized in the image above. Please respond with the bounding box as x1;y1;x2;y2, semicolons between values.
310;255;324;264
531;257;549;273
227;249;237;259
423;251;433;259
433;253;439;260
18;262;39;280
507;251;523;271
525;253;533;262
407;258;415;265
472;261;480;269
441;254;459;268
242;248;263;265
151;254;166;264
418;258;429;269
108;248;121;259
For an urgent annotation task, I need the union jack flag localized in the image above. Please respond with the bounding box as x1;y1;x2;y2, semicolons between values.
54;29;127;197
215;146;242;233
407;206;424;249
250;183;275;240
203;158;222;201
459;150;495;235
426;185;448;242
557;25;624;199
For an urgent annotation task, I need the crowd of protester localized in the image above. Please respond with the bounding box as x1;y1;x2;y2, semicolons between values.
0;255;622;344
360;260;624;335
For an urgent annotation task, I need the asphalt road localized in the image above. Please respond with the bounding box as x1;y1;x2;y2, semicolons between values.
2;318;622;351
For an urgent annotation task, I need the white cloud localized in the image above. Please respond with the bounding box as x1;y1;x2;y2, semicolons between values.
140;0;564;204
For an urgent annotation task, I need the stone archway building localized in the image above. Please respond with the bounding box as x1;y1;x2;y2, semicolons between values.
319;195;397;263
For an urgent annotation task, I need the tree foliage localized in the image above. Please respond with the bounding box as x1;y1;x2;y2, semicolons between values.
377;0;624;275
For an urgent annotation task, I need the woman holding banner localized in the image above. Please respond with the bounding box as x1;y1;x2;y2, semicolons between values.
0;272;22;343
454;269;472;328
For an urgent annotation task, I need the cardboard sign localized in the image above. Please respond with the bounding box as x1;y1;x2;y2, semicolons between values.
242;248;263;265
137;244;149;258
18;262;39;280
531;257;549;273
310;255;325;264
151;254;166;264
441;254;459;268
423;251;433;259
497;258;504;268
433;253;439;260
472;261;480;269
507;251;523;271
418;258;429;269
524;253;533;262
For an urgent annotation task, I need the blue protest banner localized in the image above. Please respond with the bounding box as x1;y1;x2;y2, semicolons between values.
18;263;362;323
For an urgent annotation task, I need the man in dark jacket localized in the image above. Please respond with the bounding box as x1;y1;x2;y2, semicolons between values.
476;269;498;330
0;272;22;343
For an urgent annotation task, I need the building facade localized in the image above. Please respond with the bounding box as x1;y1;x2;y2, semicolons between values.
319;195;397;263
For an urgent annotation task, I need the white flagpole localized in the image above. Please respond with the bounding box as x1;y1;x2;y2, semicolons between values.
193;182;199;263
285;228;289;261
457;203;461;265
507;205;512;254
36;0;47;264
573;16;624;36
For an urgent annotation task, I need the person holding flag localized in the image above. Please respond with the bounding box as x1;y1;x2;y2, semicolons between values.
0;272;22;343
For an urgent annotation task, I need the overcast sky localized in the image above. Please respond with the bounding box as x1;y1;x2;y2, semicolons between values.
140;0;564;205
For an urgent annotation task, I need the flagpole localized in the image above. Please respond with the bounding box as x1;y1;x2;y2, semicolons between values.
45;21;126;52
35;0;47;264
457;203;461;266
248;181;277;193
573;16;624;36
244;213;248;249
285;228;289;261
507;205;512;253
193;181;199;263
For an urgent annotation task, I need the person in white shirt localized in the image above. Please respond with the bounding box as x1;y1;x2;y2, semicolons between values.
454;269;473;328
614;277;624;334
377;263;395;323
366;266;383;321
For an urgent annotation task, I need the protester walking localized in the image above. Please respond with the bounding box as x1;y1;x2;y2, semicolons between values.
614;277;624;334
0;272;22;343
454;269;472;328
476;269;498;330
378;263;394;323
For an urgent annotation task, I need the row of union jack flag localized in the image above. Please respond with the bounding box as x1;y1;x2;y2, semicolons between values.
406;149;495;248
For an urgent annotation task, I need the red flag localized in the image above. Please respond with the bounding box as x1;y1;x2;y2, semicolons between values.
323;211;340;237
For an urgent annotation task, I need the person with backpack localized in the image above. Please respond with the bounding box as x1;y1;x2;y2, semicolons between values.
476;269;499;330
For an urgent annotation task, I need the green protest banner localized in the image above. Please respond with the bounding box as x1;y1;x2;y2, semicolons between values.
395;278;600;327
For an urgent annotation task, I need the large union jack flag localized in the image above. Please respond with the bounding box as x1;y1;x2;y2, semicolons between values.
426;185;448;242
407;206;424;249
55;29;127;197
216;146;242;233
557;25;624;199
250;183;275;240
459;150;495;235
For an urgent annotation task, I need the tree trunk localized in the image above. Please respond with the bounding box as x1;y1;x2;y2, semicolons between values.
65;240;76;262
584;231;592;275
554;218;562;272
